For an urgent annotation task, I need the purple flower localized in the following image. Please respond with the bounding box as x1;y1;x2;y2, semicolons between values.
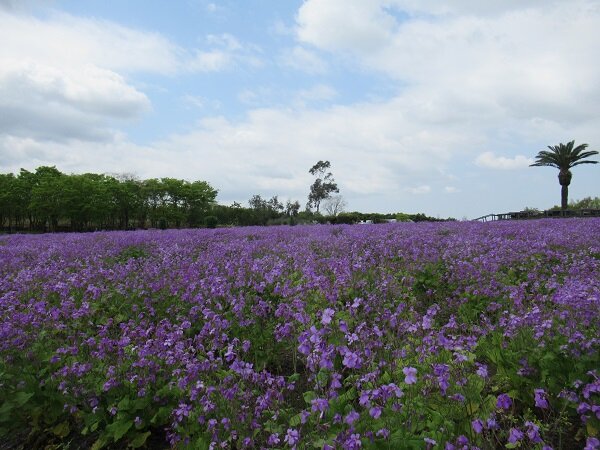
343;433;362;450
471;418;484;434
585;437;600;450
267;433;280;445
359;390;370;407
403;367;417;385
345;410;360;425
476;363;488;378
487;416;499;430
311;397;329;414
508;428;524;444
376;428;389;439
525;421;543;444
450;393;465;402
369;405;382;419
343;351;361;369
174;403;192;422
456;435;469;445
321;308;335;325
534;388;549;409
497;393;512;410
284;428;299;447
424;437;437;448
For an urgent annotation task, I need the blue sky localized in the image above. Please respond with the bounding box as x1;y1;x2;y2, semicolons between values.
1;0;599;219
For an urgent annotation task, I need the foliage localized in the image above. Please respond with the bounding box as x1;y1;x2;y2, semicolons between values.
325;211;453;224
531;140;598;209
204;216;218;229
0;167;218;232
549;196;600;211
307;161;339;213
1;220;598;448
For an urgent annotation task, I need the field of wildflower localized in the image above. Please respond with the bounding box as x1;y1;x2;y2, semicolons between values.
1;219;599;449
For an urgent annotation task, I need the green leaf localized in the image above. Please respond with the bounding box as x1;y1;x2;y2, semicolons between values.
466;402;479;415
0;401;13;419
313;438;326;448
195;436;210;450
52;421;70;438
288;373;301;383
316;369;329;386
106;418;133;442
338;387;357;403
91;435;110;450
118;397;131;411
151;406;172;425
14;392;34;407
380;371;392;384
289;413;302;427
132;396;150;411
303;391;317;404
130;431;152;448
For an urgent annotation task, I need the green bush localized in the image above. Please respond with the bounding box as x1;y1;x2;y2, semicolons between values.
204;216;218;229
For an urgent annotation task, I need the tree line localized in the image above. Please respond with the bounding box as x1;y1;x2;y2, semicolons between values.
0;166;218;232
0;165;453;233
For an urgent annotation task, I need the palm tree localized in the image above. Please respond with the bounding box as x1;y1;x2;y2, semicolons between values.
530;141;598;210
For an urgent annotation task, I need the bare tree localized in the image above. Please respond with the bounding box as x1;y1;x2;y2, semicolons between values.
322;195;347;217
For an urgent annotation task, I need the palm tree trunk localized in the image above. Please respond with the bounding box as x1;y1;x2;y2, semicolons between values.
561;185;568;210
558;169;572;210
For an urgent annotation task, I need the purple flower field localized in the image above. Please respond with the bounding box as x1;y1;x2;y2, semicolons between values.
1;219;599;449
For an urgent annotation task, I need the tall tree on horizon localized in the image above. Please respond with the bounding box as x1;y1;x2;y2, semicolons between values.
307;160;339;213
530;140;598;210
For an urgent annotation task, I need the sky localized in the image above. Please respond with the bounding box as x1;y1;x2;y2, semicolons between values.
1;0;599;219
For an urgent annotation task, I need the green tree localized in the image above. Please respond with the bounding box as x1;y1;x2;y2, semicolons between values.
307;160;339;213
0;173;18;231
29;166;65;231
530;141;598;210
185;180;218;227
109;175;143;230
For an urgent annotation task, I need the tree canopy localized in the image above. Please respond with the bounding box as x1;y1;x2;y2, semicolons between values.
307;160;339;213
0;167;217;232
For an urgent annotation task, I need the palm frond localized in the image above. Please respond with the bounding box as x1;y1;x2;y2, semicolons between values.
530;141;598;169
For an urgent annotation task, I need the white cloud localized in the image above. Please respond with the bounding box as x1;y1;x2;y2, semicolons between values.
296;0;397;53
145;98;463;202
444;186;460;193
189;50;233;72
0;61;149;142
0;10;180;143
280;46;328;74
188;33;263;72
390;0;565;17
295;0;600;126
475;152;533;170
405;185;431;195
0;9;263;144
0;11;181;74
295;84;337;104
